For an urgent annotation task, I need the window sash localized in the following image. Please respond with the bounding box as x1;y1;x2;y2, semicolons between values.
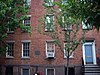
45;15;54;31
6;43;14;57
7;28;14;33
82;21;92;29
22;42;30;57
22;68;30;75
44;0;54;6
62;16;72;30
46;42;55;57
25;0;31;6
46;68;55;75
64;43;74;58
24;17;31;26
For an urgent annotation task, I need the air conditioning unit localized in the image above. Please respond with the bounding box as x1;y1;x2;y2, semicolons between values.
46;52;54;59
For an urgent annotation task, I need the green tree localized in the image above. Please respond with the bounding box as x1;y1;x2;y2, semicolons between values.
37;0;100;75
0;0;30;54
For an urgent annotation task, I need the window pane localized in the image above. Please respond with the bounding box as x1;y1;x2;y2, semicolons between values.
24;17;30;26
47;68;54;75
44;0;54;6
23;42;30;57
45;15;54;31
6;43;14;56
23;69;29;75
6;66;13;75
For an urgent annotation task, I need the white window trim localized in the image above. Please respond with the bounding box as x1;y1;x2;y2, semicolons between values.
82;41;96;65
23;15;31;26
46;41;55;58
82;21;92;30
64;43;74;58
44;0;54;6
22;41;30;58
24;0;31;6
7;28;14;33
21;68;30;75
46;68;55;75
6;41;14;58
45;14;54;31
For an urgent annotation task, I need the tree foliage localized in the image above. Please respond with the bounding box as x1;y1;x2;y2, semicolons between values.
37;0;100;75
0;0;30;54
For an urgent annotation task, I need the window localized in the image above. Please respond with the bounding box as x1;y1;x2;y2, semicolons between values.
82;21;92;30
46;41;55;58
45;14;54;31
62;16;72;31
46;68;55;75
22;68;30;75
62;0;68;5
23;15;31;26
6;66;13;75
7;28;14;33
6;42;14;57
25;0;31;6
64;43;74;58
44;0;54;6
82;40;96;64
22;42;30;58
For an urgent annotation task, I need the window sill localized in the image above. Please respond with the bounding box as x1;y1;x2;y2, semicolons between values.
45;57;56;60
6;56;14;59
7;31;15;34
64;57;74;59
21;57;30;60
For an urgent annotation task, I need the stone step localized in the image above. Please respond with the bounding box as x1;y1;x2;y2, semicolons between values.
83;65;100;75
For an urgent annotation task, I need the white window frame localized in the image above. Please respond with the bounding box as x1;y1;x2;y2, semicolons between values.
62;0;68;5
45;14;54;31
46;41;55;58
64;43;74;58
44;0;54;6
82;41;96;65
46;68;55;75
82;21;92;30
24;0;31;6
23;15;31;26
22;41;30;58
21;68;30;75
6;41;15;58
62;16;72;31
7;28;14;33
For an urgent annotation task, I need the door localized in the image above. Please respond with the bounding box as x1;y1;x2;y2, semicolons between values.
85;44;93;64
83;42;96;65
6;66;13;75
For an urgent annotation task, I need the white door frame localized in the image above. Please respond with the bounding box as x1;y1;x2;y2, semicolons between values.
82;42;96;65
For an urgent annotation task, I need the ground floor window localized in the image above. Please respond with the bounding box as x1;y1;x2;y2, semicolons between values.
6;66;13;75
46;68;55;75
65;67;75;75
22;68;30;75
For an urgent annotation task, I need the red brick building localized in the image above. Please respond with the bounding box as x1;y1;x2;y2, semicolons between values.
0;0;100;75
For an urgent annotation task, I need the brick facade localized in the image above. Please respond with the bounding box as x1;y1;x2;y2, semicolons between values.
0;0;100;75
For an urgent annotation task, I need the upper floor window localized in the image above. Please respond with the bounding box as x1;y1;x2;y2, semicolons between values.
64;43;74;58
23;15;31;26
6;42;14;57
46;68;55;75
46;41;55;58
82;21;92;30
44;0;54;7
22;68;30;75
24;0;31;6
62;16;72;31
7;28;14;33
22;42;30;58
45;14;54;31
62;0;68;5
